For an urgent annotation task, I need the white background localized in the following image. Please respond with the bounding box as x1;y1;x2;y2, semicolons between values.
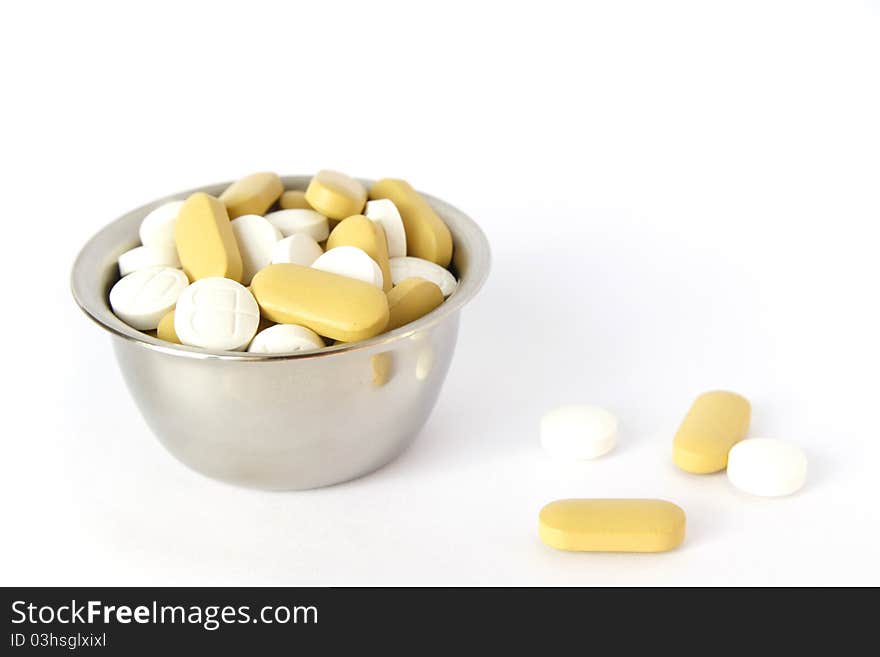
1;1;878;586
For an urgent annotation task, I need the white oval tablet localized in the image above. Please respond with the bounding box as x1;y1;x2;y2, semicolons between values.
109;266;188;331
230;214;282;284
727;438;807;497
365;198;407;258
139;200;184;248
312;246;384;289
118;244;181;277
390;256;457;297
247;324;325;354
271;233;323;266
174;277;260;351
540;405;618;460
265;209;329;242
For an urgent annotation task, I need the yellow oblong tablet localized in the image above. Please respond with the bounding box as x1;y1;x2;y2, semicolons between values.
157;310;181;344
251;264;389;343
305;170;367;220
279;190;312;210
673;390;751;474
174;192;243;282
219;172;283;218
369;178;452;267
539;499;686;553
385;277;444;331
326;215;393;292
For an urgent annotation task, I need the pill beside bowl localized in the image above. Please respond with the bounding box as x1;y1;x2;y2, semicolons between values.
109;170;457;353
536;391;809;554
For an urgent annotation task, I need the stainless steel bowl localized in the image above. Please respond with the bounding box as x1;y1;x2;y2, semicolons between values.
71;176;490;490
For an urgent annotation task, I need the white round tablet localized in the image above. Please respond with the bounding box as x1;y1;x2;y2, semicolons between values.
727;438;807;497
312;246;384;289
365;198;407;258
390;256;457;297
265;209;329;242
271;233;324;266
118;244;181;277
139;200;184;248
109;266;188;331
230;214;282;284
174;277;260;351
247;324;325;354
540;405;618;460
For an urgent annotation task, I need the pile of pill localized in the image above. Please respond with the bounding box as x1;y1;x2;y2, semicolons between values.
108;171;457;353
538;391;808;553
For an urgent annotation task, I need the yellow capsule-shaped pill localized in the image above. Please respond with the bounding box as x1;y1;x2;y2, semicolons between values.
539;499;686;553
174;192;243;283
369;178;452;267
673;390;751;474
279;190;312;210
326;215;393;292
305;170;367;220
385;277;444;331
157;310;181;344
219;172;284;219
251;264;389;343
